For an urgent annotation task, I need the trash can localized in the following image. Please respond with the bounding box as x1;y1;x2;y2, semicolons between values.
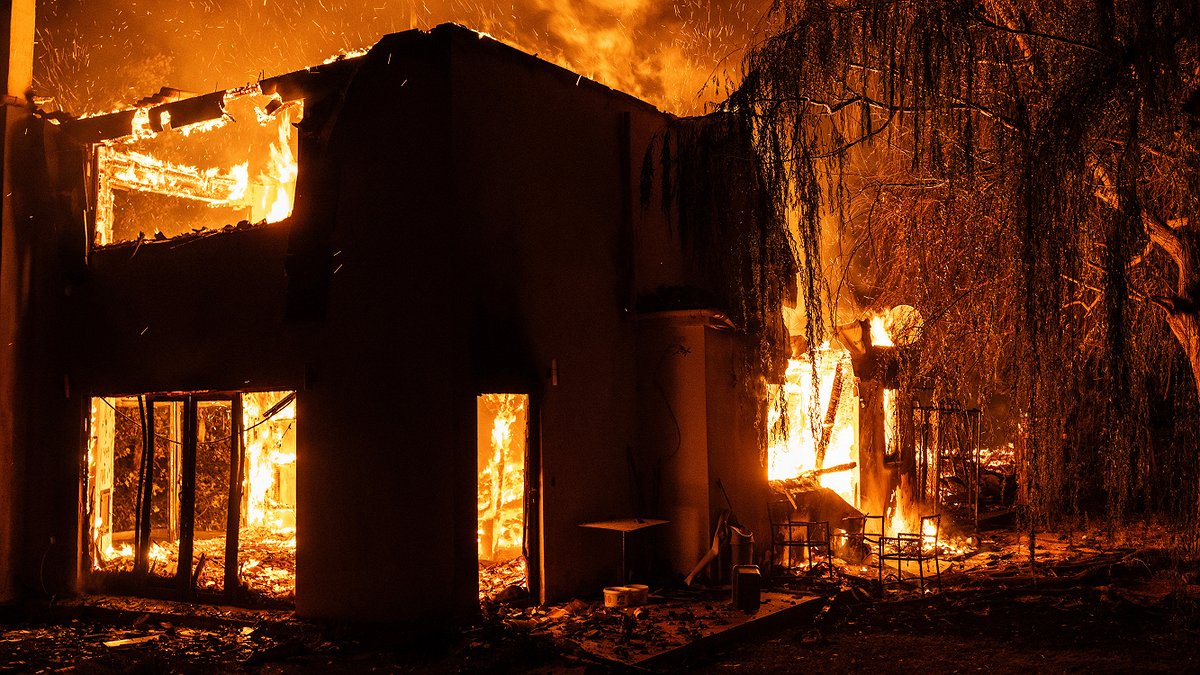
732;564;761;612
729;524;754;568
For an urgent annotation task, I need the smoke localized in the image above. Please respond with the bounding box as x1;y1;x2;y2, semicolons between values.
34;0;767;116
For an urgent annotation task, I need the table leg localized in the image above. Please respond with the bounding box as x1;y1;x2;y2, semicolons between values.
620;532;628;583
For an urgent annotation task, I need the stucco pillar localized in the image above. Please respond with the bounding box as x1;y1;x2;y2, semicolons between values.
0;0;35;601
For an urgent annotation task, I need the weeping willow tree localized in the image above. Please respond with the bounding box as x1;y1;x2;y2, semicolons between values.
720;0;1200;536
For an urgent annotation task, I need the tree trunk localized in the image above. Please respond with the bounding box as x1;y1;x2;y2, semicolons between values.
1164;311;1200;401
1164;311;1200;515
1139;217;1200;521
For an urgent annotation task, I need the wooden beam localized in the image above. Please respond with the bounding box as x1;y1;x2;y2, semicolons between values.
177;397;197;597
224;395;244;597
1;0;32;100
814;359;846;471
134;396;155;575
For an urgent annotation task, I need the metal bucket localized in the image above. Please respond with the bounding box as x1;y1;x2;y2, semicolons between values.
729;525;754;568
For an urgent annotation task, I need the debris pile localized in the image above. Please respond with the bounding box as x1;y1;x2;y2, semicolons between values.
479;556;528;604
494;586;824;667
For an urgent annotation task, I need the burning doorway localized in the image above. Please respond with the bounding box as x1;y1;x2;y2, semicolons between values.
85;391;297;605
766;346;863;570
768;347;861;506
477;393;532;604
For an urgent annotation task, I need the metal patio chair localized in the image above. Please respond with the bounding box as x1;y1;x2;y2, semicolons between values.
878;514;942;593
768;501;834;578
841;514;884;563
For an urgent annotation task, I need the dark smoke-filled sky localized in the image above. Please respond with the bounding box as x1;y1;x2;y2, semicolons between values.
34;0;768;116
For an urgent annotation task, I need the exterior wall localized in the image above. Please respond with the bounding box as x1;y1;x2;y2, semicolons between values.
1;108;84;604
446;27;677;600
73;30;474;623
635;312;769;581
703;329;769;571
636;316;712;576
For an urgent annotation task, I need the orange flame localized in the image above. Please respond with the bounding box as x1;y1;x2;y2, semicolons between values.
870;315;894;347
478;394;527;562
242;392;297;533
260;107;300;224
768;349;859;506
93;93;302;245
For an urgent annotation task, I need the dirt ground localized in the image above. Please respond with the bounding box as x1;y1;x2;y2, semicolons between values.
691;586;1200;673
2;527;1199;673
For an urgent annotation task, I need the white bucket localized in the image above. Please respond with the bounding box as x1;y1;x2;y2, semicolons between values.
625;584;649;605
603;586;633;607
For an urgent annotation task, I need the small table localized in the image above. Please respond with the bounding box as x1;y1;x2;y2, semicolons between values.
579;518;669;584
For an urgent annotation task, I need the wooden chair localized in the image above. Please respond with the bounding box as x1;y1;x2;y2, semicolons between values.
878;514;942;593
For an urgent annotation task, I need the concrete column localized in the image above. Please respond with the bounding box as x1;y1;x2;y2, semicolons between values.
0;0;36;602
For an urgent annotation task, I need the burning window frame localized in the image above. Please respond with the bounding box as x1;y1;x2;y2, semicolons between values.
58;61;354;250
83;389;298;606
85;87;301;248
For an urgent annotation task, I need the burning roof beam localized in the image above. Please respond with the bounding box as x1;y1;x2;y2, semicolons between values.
101;149;246;204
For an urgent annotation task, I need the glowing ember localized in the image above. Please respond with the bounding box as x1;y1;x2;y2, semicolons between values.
768;350;860;506
91;528;296;603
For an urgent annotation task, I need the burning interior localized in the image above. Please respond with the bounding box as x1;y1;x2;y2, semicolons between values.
85;391;297;604
89;88;301;246
477;394;530;603
768;348;860;506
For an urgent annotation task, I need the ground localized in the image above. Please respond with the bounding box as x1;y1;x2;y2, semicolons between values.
2;527;1198;673
694;585;1200;673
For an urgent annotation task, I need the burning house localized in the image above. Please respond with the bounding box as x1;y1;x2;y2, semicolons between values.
0;12;987;624
5;3;1200;670
0;21;787;623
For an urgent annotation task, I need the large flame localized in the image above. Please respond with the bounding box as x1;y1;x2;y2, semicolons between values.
261;107;300;224
768;349;859;506
478;394;528;563
886;484;921;540
93;91;302;246
870;315;894;347
242;392;297;532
